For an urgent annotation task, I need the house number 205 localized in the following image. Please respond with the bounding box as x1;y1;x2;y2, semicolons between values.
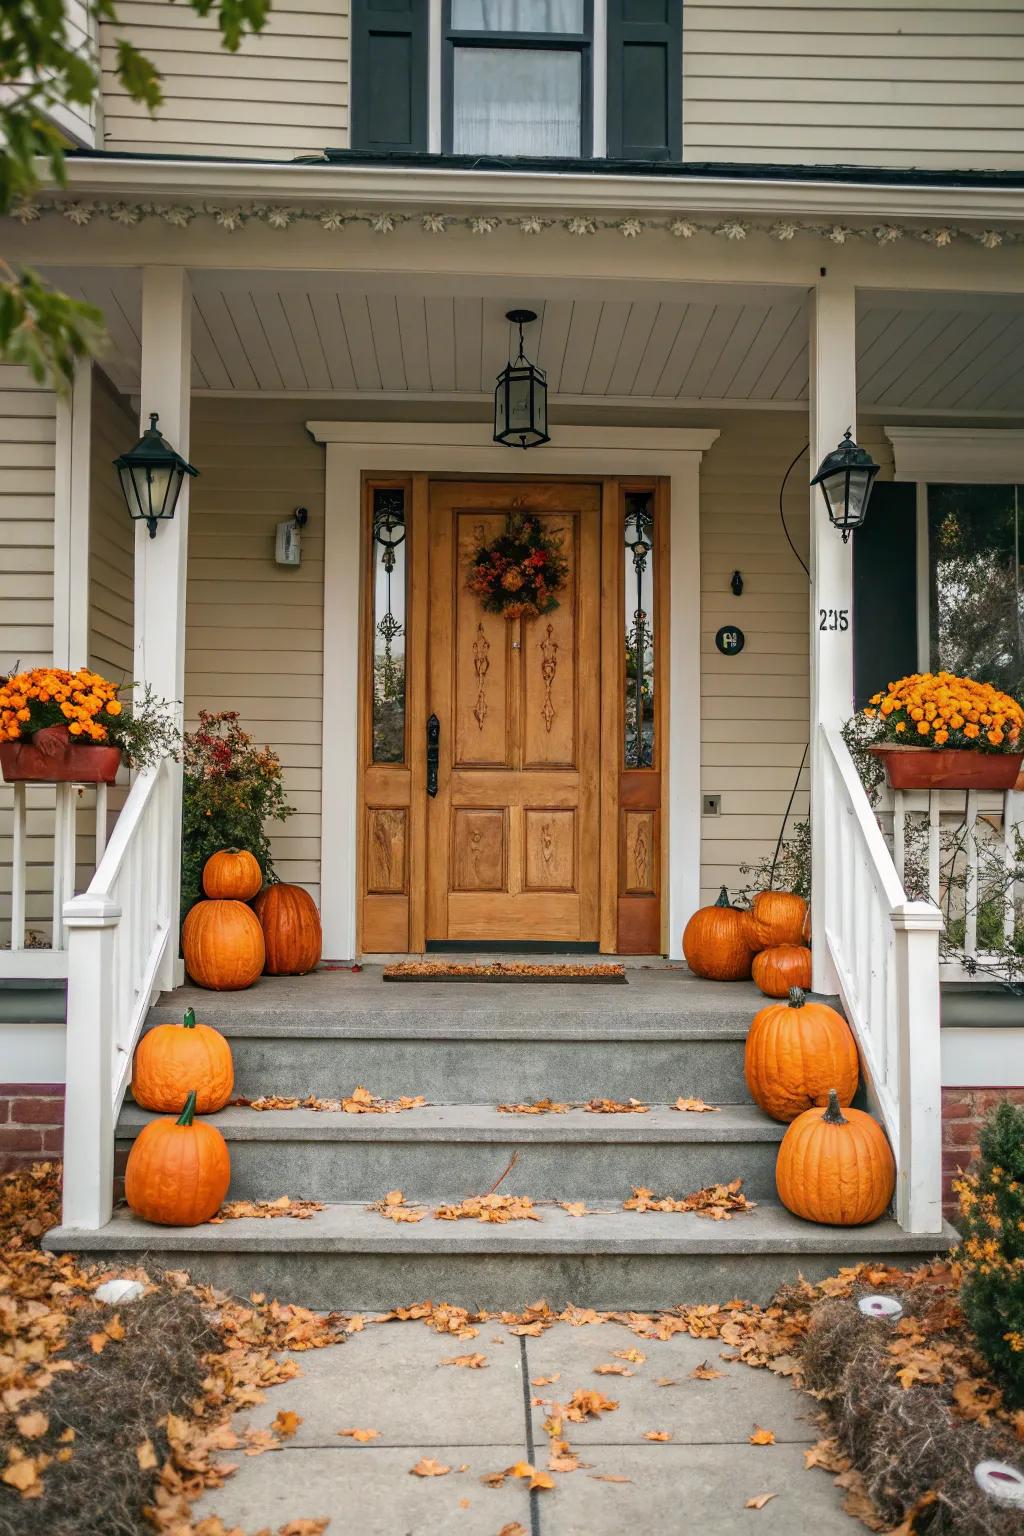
818;608;850;632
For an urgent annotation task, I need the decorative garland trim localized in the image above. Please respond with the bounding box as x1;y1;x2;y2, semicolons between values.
7;197;1021;249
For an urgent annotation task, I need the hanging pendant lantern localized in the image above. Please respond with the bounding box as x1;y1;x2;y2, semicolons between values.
810;427;880;542
494;309;549;450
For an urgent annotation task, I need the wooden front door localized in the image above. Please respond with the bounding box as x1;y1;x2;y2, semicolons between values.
426;481;601;944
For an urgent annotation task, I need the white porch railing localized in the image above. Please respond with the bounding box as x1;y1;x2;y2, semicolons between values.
891;786;1022;979
819;726;944;1235
1;781;112;976
61;758;179;1229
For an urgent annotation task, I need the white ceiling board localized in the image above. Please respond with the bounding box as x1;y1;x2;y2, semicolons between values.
35;267;1024;418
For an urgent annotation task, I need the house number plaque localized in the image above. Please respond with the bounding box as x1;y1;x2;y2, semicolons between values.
715;625;745;655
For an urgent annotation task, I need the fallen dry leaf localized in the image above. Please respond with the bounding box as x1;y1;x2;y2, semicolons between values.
87;1331;110;1355
690;1362;725;1381
338;1427;379;1443
673;1097;719;1113
595;1362;633;1376
277;1523;330;1536
746;1493;778;1510
560;1201;591;1218
590;1473;632;1483
497;1099;569;1115
233;1088;425;1114
497;1525;527;1536
136;1438;159;1470
434;1194;539;1224
532;1373;560;1386
210;1197;325;1222
644;1430;672;1442
2;1456;44;1496
370;1189;426;1224
624;1179;755;1220
615;1348;646;1364
565;1389;619;1422
15;1411;48;1439
273;1410;301;1439
656;1378;677;1388
585;1098;648;1114
439;1353;488;1369
410;1458;451;1477
749;1426;776;1446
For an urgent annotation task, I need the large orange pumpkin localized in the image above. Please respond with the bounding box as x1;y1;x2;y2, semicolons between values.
124;1090;231;1226
776;1089;895;1226
682;887;754;981
752;944;812;999
742;890;808;951
203;848;263;901
182;899;265;991
744;986;858;1122
132;1007;234;1114
252;882;322;976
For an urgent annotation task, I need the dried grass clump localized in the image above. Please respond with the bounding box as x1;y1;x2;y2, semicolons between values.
802;1296;1022;1536
0;1286;217;1536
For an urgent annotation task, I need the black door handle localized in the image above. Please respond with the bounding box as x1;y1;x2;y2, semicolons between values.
426;713;440;797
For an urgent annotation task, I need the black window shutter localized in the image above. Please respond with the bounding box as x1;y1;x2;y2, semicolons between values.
351;0;427;153
853;481;919;709
607;0;682;161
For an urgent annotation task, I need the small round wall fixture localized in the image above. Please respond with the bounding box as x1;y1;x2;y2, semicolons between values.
114;412;198;538
494;309;549;450
715;625;745;655
810;427;879;542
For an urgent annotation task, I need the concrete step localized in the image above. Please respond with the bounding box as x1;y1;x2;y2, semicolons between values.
145;968;760;1104
116;1102;786;1202
45;1201;958;1310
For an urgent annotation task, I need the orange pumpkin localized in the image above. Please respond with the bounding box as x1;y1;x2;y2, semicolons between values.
252;882;322;976
683;887;755;981
776;1089;895;1226
744;986;858;1122
752;944;813;999
125;1090;231;1226
182;899;265;991
742;890;808;951
132;1007;233;1114
202;848;263;901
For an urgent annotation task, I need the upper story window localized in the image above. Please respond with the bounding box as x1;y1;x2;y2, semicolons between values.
351;0;681;162
446;1;592;159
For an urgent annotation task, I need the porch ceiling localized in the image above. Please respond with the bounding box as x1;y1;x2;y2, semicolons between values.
47;267;1024;418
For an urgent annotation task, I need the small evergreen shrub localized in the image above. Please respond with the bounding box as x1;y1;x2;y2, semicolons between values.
955;1098;1024;1408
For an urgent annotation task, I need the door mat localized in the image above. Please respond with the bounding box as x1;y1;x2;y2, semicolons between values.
382;961;627;984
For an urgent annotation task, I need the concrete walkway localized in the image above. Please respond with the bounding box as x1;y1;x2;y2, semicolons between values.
195;1316;855;1535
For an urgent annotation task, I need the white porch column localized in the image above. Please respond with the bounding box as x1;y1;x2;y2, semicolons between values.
136;266;192;989
808;279;857;995
52;359;93;668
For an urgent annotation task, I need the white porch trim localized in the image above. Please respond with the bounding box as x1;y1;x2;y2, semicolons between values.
307;422;719;961
886;427;1024;483
52;360;92;669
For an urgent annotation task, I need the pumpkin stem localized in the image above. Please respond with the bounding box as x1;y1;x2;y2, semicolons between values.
183;1007;196;1030
176;1090;198;1127
822;1088;848;1125
787;986;805;1008
715;886;732;908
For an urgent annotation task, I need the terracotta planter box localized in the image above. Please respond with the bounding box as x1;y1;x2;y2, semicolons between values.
0;725;122;785
869;743;1024;791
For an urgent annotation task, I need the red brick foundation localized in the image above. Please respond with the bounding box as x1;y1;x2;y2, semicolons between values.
942;1086;1024;1218
0;1084;65;1172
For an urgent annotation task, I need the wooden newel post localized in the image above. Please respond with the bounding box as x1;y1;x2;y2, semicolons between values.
891;899;944;1235
61;894;119;1229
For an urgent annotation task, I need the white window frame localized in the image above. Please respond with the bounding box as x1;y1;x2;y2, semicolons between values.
428;0;608;158
885;428;1024;671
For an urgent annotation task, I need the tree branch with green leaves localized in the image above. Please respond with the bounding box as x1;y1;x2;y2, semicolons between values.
1;0;271;387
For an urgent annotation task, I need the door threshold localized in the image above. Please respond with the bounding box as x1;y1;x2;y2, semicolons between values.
362;950;677;968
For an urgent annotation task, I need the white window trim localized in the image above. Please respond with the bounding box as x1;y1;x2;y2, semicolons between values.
427;0;607;159
885;427;1024;671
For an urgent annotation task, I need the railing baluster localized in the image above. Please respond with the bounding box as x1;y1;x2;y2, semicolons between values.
94;782;108;864
928;792;941;907
964;789;979;959
893;789;905;885
1004;788;1017;945
11;782;26;951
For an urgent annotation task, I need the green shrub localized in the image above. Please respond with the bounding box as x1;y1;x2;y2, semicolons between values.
181;710;293;924
955;1098;1024;1408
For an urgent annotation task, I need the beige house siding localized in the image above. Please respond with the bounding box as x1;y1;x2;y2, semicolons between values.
697;413;893;907
0;367;58;944
186;398;325;903
88;371;135;686
100;0;349;158
683;2;1024;169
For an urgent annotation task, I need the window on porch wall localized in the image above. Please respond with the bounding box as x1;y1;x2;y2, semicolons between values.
928;483;1024;701
371;489;408;764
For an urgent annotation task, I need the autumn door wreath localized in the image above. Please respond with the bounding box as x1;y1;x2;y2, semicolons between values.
466;512;568;620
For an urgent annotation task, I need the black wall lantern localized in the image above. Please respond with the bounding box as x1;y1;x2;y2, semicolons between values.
810;427;879;543
114;412;198;538
494;309;549;449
